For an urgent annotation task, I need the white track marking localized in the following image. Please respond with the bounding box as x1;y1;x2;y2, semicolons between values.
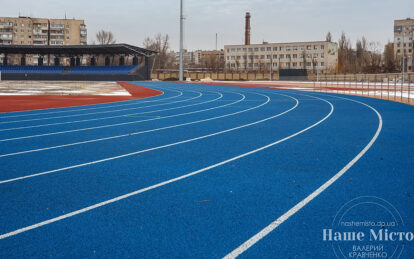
0;93;333;240
0;86;170;119
223;95;382;259
0;92;245;142
0;90;187;125
0;92;227;157
0;90;218;132
0;92;298;184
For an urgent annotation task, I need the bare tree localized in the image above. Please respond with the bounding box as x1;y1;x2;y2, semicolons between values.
326;32;332;42
143;33;173;70
96;30;116;45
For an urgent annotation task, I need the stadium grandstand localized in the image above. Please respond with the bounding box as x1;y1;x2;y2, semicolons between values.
0;44;157;81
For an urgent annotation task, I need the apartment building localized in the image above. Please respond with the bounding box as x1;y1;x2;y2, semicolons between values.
0;16;87;65
224;41;338;73
394;18;414;72
0;16;87;46
194;50;224;65
171;49;194;67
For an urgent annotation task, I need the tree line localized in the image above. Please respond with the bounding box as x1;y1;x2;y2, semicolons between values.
329;31;401;74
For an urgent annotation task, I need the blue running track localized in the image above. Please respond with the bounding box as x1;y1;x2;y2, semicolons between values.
0;82;413;258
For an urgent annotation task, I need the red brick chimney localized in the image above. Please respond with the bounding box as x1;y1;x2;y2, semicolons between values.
245;12;251;45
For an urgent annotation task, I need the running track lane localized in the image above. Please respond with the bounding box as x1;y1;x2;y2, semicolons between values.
0;82;413;258
0;82;162;113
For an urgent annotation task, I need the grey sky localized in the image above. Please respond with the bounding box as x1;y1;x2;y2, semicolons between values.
3;0;414;51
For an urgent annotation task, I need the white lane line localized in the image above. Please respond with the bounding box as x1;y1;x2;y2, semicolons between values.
0;92;300;239
0;91;266;183
222;95;382;259
0;91;298;184
0;92;243;142
0;92;227;157
0;90;215;133
0;89;186;125
0;86;168;119
0;93;330;240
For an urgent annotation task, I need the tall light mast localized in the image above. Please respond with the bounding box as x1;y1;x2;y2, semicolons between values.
179;0;184;81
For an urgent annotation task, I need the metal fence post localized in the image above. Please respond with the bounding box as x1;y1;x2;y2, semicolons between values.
387;74;390;100
400;74;405;102
408;73;411;104
380;74;383;100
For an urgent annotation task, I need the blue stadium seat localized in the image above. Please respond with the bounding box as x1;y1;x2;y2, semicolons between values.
0;65;65;74
68;65;137;75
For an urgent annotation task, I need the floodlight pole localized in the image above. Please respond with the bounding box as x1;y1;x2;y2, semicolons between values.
179;0;184;81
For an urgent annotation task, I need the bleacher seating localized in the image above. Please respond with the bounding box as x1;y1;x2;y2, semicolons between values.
0;65;65;74
68;65;136;74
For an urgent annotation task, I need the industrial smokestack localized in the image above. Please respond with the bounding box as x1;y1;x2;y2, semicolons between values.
245;12;251;45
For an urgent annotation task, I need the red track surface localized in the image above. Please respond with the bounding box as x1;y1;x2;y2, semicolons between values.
0;82;162;113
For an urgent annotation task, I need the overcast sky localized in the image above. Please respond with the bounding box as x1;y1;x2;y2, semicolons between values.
3;0;414;51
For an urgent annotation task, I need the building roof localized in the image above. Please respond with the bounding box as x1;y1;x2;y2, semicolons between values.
0;44;157;57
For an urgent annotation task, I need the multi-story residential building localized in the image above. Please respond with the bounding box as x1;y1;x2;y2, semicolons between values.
171;49;194;67
394;18;414;72
224;41;338;73
0;16;87;46
194;50;224;65
0;16;87;65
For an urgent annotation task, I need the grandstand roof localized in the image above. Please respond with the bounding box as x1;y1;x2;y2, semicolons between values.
0;44;157;57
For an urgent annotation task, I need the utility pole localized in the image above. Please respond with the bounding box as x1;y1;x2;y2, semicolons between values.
215;33;218;51
179;0;184;81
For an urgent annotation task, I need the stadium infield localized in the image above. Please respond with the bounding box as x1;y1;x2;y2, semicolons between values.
0;81;413;258
0;82;162;112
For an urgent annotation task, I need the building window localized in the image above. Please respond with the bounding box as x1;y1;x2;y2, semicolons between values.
266;55;271;59
306;45;311;50
273;47;278;51
260;55;265;59
254;48;259;52
321;62;325;66
286;46;291;51
260;47;265;51
273;63;277;67
314;54;318;58
280;54;284;59
321;53;324;58
273;54;277;59
279;47;284;51
321;45;325;50
314;45;318;50
293;54;297;59
267;47;271;51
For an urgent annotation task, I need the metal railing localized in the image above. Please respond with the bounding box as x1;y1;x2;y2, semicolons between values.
311;73;413;105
